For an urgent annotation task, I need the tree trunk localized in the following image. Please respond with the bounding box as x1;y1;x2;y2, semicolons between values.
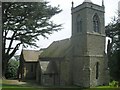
2;61;6;79
2;58;9;79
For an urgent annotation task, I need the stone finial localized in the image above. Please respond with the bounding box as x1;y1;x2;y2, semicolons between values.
102;0;104;6
71;1;74;9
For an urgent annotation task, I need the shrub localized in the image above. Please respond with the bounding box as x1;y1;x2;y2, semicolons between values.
5;59;19;79
109;80;119;87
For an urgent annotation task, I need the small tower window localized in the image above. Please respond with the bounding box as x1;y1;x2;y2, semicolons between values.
96;62;99;79
93;14;100;33
76;15;82;32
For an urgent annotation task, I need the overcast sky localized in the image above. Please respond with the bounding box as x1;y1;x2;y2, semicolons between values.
16;0;120;54
35;0;119;48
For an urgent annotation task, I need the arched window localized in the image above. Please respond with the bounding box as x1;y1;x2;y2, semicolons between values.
76;15;82;32
93;14;100;33
96;62;99;79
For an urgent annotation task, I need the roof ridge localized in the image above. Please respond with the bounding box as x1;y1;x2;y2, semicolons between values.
55;38;70;43
22;49;39;51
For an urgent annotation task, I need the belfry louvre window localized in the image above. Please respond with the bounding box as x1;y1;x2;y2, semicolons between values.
77;15;82;32
93;14;100;33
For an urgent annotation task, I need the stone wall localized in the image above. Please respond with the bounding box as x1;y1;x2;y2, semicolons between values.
41;74;59;85
72;56;90;87
87;33;105;56
59;58;72;85
89;56;105;86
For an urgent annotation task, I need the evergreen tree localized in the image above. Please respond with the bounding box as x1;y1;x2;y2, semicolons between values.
105;17;120;83
2;2;62;78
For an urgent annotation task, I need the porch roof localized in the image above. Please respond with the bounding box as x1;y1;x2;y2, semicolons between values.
21;50;41;62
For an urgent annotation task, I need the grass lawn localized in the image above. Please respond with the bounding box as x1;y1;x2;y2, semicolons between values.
1;79;120;90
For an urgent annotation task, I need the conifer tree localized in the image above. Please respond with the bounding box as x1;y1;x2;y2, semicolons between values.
2;2;62;78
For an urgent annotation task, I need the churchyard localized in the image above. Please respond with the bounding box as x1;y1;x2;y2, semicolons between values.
1;79;119;90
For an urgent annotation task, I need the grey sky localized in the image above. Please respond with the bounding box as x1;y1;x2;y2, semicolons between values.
14;0;119;54
36;0;119;48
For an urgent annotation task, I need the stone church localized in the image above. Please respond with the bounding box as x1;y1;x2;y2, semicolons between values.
19;0;109;87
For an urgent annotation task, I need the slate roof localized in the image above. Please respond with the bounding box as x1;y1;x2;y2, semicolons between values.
38;38;72;74
21;50;41;62
40;38;72;58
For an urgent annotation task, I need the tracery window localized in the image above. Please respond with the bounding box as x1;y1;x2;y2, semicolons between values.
93;14;100;33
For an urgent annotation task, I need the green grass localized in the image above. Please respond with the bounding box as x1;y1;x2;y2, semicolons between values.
96;86;111;88
1;80;120;90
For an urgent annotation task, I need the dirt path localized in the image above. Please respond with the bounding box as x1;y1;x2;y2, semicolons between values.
2;79;27;85
2;79;43;88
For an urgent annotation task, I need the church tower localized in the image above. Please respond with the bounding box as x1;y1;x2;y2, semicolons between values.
71;0;109;87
